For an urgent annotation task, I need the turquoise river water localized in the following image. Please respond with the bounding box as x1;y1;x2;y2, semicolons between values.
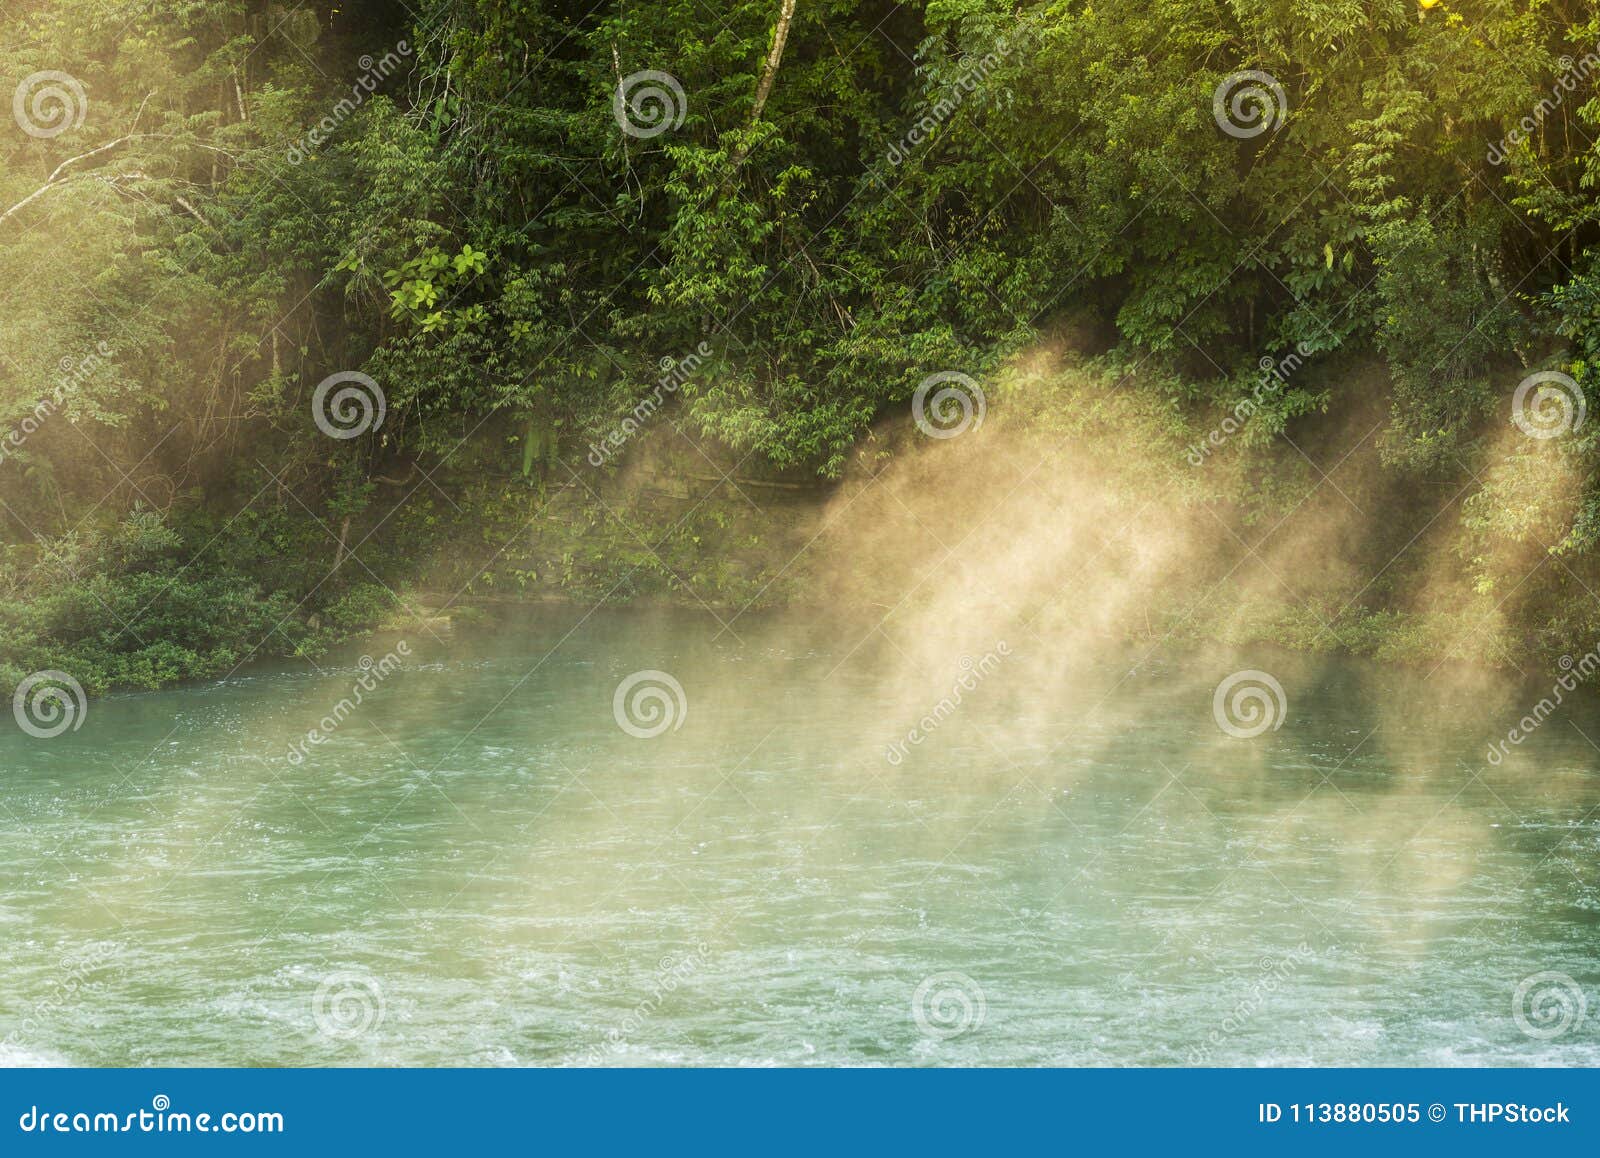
2;608;1597;1065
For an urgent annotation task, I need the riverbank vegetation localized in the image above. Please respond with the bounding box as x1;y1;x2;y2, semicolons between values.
7;0;1600;693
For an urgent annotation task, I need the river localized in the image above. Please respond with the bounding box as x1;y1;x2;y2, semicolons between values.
2;607;1597;1065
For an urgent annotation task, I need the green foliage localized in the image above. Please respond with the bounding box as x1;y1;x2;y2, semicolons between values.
10;0;1600;689
324;583;399;632
0;511;303;694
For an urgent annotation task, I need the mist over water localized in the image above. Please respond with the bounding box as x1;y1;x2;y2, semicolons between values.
9;0;1600;1085
1;603;1596;1066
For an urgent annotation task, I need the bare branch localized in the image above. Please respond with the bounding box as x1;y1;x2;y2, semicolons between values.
0;131;242;228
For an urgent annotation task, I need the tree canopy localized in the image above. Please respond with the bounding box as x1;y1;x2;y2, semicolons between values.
7;0;1600;689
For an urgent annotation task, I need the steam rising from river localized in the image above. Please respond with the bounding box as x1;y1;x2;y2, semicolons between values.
776;345;1595;852
9;348;1599;1065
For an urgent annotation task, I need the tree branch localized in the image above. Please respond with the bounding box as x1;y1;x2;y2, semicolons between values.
0;130;239;228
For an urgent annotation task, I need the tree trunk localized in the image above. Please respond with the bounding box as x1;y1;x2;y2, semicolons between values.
728;0;798;172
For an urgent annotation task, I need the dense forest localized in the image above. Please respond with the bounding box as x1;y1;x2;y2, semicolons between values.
7;0;1600;694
